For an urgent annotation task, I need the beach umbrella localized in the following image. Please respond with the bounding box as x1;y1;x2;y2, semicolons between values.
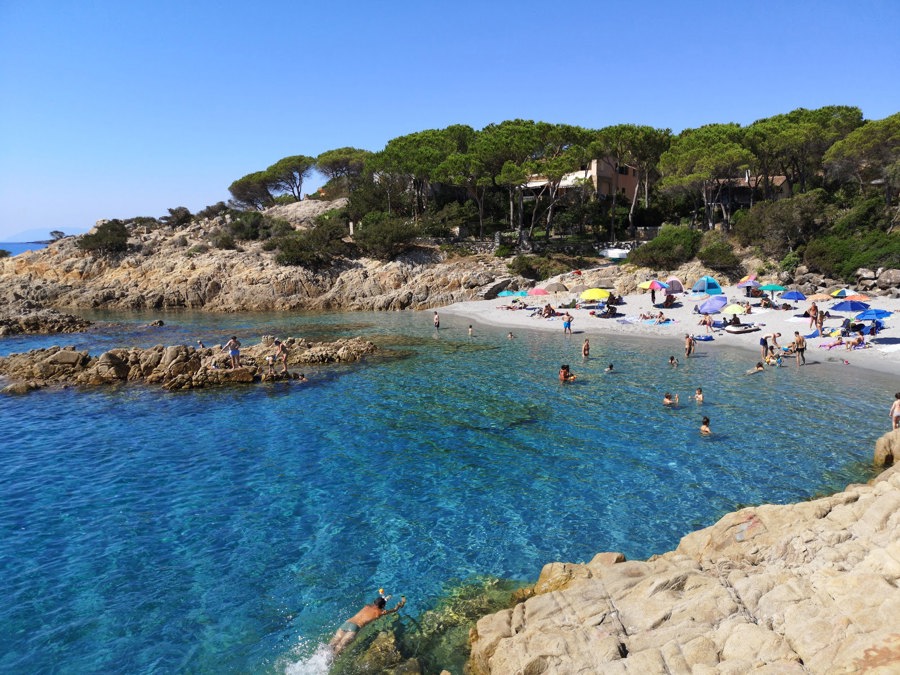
739;273;757;283
528;287;549;296
698;295;728;314
580;288;611;301
638;280;668;291
807;293;833;302
569;284;590;293
832;300;870;313
723;303;748;314
514;290;528;296
844;294;870;302
543;282;568;293
855;308;892;321
497;290;514;297
759;284;785;293
831;288;851;297
737;279;761;288
781;290;806;301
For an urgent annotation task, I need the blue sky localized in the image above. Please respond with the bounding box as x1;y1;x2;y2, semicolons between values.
1;0;898;241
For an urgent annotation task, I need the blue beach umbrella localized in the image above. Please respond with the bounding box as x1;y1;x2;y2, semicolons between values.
698;295;728;314
781;290;806;301
832;300;870;313
498;290;514;297
855;308;892;321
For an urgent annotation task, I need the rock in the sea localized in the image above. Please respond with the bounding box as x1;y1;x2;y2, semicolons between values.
468;456;900;674
0;336;378;392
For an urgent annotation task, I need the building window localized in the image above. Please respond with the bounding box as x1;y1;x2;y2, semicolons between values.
617;165;629;175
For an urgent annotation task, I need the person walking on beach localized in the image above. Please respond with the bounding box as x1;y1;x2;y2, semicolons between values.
223;336;241;370
890;393;900;430
808;302;818;330
650;288;656;305
329;593;406;657
793;331;807;367
582;339;590;359
563;312;573;335
433;311;440;330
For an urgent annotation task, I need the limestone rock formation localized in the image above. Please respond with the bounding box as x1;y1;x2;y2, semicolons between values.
0;337;377;393
468;460;900;674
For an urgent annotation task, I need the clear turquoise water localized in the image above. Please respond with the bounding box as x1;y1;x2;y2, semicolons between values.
0;311;889;673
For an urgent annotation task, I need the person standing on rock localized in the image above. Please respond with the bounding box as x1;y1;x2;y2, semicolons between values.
223;336;241;369
890;393;900;430
273;339;289;376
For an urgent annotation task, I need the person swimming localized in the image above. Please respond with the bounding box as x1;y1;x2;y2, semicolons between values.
700;416;711;435
329;592;406;657
663;392;679;406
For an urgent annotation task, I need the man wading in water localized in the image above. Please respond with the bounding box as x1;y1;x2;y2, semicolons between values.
329;593;406;656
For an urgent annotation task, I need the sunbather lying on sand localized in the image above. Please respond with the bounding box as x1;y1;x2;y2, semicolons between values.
819;336;844;349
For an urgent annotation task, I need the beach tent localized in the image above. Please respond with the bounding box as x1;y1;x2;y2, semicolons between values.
664;276;685;294
692;276;723;295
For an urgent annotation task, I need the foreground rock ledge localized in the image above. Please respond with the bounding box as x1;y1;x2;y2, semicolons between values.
0;336;377;392
468;457;900;674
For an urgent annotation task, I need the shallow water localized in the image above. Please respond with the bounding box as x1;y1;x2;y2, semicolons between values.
0;310;890;673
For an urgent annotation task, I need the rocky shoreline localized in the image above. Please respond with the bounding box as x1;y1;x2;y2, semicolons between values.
466;455;899;674
0;301;92;336
0;336;376;393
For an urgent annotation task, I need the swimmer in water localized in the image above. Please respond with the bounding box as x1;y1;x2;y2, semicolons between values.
329;593;406;657
700;416;711;435
663;392;679;406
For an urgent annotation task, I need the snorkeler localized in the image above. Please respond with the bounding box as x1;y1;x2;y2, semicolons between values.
329;591;406;657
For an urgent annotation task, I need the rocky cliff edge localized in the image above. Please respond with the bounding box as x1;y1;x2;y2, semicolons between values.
469;451;900;674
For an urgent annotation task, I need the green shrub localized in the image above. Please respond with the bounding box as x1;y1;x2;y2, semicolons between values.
195;202;229;220
211;230;236;250
628;225;701;269
77;220;129;253
697;231;741;273
494;244;514;258
354;212;416;260
160;206;192;228
780;250;801;273
186;244;209;256
275;218;348;268
508;254;569;281
804;230;900;281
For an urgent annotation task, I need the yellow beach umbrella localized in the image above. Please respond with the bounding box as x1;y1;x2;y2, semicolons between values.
580;288;611;301
723;303;747;314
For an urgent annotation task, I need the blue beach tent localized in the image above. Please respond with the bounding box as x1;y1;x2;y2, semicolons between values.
692;275;723;295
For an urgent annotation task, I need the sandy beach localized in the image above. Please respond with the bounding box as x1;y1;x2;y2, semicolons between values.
442;282;900;377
